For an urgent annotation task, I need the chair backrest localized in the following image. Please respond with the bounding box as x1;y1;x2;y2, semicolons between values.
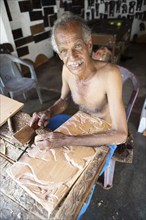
0;54;22;84
92;33;116;63
118;65;139;121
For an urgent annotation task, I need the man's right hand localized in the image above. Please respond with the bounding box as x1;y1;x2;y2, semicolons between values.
30;110;51;128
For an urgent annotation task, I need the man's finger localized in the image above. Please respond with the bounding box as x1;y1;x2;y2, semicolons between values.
35;134;44;142
30;112;39;126
38;114;47;127
36;140;52;150
35;134;49;142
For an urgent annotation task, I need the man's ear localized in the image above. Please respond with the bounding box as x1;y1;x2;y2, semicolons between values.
87;38;93;54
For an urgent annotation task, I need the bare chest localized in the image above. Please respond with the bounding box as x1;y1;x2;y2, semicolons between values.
68;77;107;113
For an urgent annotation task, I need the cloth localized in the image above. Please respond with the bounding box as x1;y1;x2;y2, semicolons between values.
47;114;71;130
77;184;96;220
99;145;117;176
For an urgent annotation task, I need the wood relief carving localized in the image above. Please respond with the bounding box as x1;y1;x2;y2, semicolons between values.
52;148;108;219
7;111;110;217
1;157;48;219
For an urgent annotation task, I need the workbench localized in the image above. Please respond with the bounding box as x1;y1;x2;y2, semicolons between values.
0;111;110;220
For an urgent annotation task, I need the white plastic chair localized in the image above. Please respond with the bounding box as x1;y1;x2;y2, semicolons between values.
0;53;43;104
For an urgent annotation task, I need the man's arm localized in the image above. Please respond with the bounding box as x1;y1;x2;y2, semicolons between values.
106;65;128;143
30;66;71;127
34;65;128;148
49;66;71;117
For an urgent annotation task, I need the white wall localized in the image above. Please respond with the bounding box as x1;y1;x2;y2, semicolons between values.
0;0;15;49
0;0;54;62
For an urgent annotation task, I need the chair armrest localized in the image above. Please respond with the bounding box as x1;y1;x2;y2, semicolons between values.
7;54;37;80
126;89;139;121
21;60;37;80
0;77;5;87
0;77;7;95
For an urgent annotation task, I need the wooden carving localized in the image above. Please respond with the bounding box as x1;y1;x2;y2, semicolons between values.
7;111;110;217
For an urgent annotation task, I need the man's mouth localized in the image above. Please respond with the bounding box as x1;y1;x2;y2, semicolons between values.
67;60;84;69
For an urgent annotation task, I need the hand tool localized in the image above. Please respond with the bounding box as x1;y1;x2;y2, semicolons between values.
13;122;39;145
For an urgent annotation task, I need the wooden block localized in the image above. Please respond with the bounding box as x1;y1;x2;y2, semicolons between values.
30;23;45;35
13;125;36;145
7;111;110;217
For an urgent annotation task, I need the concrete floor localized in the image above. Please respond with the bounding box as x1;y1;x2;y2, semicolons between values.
22;42;146;220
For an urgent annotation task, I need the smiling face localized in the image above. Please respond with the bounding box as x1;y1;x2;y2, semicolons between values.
54;22;92;79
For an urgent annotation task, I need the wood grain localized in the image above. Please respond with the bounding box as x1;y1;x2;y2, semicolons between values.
13;125;36;145
7;111;110;217
0;157;48;219
0;95;24;127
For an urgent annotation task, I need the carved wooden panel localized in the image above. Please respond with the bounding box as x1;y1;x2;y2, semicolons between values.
7;111;110;217
0;158;48;219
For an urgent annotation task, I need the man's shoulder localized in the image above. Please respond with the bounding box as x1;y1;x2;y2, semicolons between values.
94;61;119;75
94;61;121;84
104;63;122;86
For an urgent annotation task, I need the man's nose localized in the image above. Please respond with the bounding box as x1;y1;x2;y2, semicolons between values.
68;49;78;59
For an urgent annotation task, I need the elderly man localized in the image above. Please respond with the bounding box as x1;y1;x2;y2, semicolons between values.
30;12;127;154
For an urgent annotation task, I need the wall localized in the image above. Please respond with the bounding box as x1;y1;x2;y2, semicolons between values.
1;0;56;64
0;0;16;53
1;0;145;64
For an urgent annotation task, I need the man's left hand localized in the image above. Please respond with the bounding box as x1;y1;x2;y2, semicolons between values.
34;132;69;150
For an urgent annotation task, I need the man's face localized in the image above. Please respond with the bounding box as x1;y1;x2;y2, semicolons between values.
55;22;92;77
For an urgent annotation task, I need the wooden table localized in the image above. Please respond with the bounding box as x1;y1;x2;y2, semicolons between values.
0;94;24;131
88;18;133;63
0;111;109;220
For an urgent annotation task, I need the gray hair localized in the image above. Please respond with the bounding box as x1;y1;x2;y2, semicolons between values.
51;12;91;54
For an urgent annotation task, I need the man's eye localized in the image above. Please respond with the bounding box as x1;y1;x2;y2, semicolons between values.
60;49;67;55
75;44;82;49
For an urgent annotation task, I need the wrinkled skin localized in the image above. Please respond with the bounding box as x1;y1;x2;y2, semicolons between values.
34;132;69;149
30;110;51;128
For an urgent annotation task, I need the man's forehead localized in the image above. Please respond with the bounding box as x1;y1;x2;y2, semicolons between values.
55;24;83;42
55;33;84;47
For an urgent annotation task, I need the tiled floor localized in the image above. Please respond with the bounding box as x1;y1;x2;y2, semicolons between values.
22;42;146;220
